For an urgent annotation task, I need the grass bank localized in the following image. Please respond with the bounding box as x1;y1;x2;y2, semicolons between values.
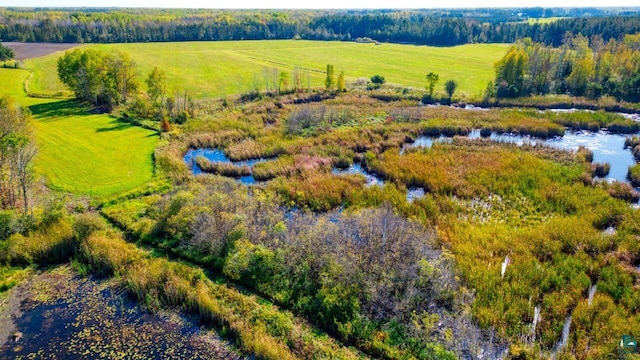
30;100;158;197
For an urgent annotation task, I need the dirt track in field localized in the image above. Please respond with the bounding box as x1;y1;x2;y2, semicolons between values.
3;42;78;60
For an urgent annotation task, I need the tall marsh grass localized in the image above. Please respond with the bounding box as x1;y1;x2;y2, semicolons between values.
627;164;640;188
2;217;75;266
78;231;360;359
195;156;251;177
551;111;640;133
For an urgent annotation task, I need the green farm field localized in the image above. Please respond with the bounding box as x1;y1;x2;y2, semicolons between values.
0;68;158;197
26;40;508;98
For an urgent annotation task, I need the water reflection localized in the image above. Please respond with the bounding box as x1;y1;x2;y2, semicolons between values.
183;148;265;184
406;187;425;202
408;130;638;184
184;128;640;202
332;163;384;187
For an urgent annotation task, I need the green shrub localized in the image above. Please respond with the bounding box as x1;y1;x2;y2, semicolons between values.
3;217;75;266
73;212;107;242
0;210;16;241
628;164;640;187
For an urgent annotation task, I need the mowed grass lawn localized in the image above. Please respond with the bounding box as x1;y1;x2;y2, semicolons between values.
0;68;158;197
0;68;55;107
26;40;508;98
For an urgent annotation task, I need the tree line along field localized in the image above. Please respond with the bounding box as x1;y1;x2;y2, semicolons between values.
2;8;639;47
24;40;508;99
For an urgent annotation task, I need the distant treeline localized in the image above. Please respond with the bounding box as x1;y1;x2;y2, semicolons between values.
1;8;640;46
492;33;640;102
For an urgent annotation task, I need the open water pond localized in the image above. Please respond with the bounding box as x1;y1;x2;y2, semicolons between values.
408;129;639;184
185;126;639;203
332;164;428;201
332;163;384;187
183;148;266;184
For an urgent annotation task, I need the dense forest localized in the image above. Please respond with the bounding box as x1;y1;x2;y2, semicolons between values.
492;33;640;102
1;8;640;46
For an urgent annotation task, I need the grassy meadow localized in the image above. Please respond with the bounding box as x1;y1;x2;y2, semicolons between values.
23;53;73;97
526;17;566;24
25;40;508;99
0;68;29;99
0;68;158;197
29;101;158;197
0;68;57;107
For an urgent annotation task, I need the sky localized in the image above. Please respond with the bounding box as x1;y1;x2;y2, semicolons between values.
0;0;639;9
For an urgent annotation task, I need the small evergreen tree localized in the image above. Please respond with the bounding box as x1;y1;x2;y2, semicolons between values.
370;74;386;85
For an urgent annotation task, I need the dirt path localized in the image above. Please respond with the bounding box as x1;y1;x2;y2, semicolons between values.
3;43;78;60
0;265;246;359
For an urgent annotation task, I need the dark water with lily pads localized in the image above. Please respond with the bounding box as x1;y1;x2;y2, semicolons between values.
0;266;244;360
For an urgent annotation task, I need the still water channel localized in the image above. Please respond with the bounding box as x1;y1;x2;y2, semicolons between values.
184;122;640;202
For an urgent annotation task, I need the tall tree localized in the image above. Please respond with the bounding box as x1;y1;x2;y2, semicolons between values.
444;80;458;100
109;50;139;103
336;71;346;92
146;66;167;106
494;45;529;97
325;64;335;91
57;48;138;110
9;134;36;215
0;96;36;214
566;35;595;96
278;71;289;93
292;67;303;93
425;72;439;97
